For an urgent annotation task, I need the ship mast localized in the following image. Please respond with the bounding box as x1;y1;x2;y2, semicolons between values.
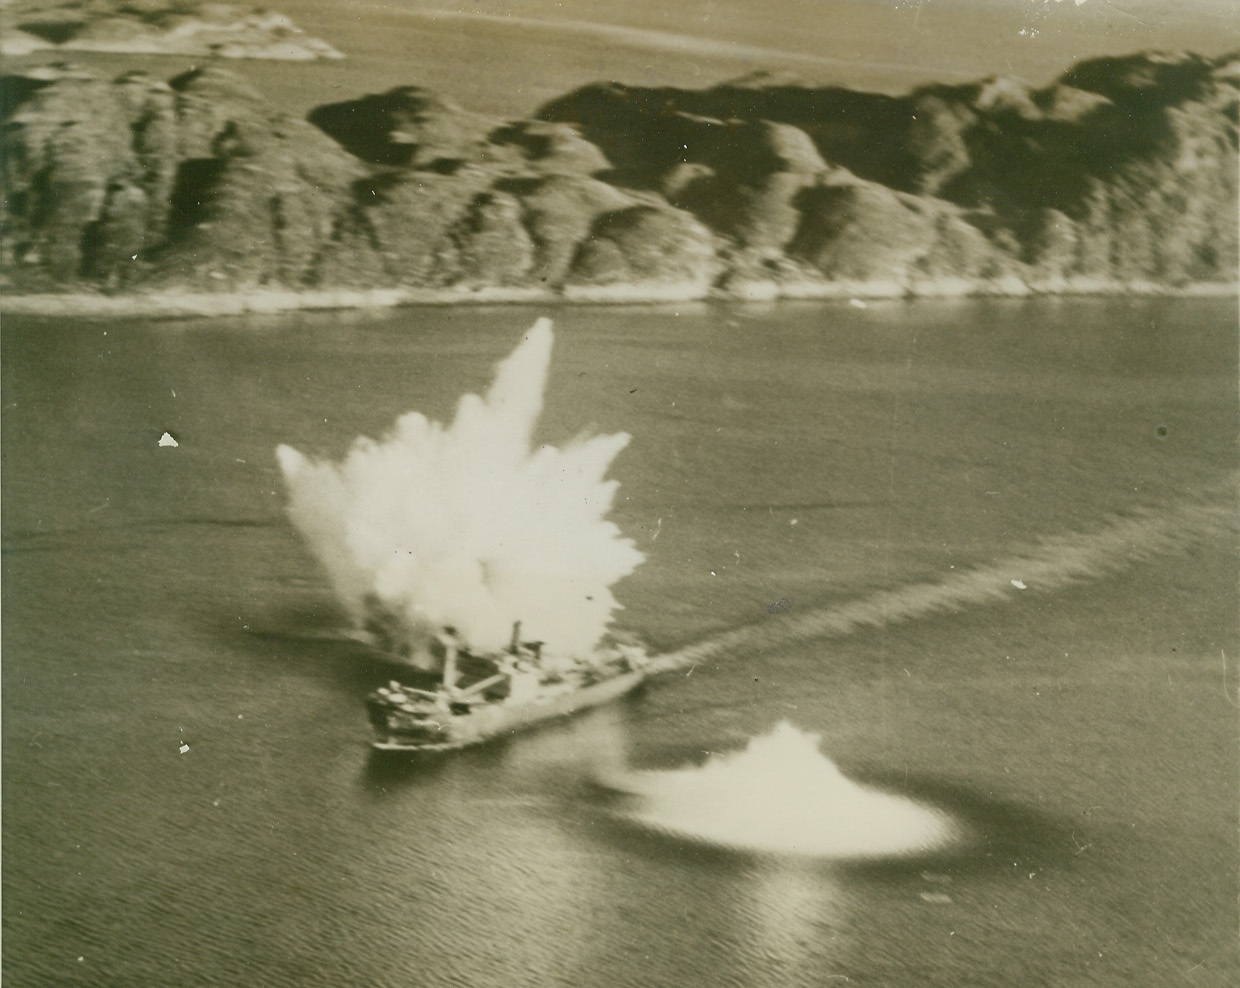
439;628;460;693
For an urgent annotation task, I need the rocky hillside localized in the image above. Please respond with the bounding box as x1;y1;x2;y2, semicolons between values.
2;51;1236;304
0;1;342;60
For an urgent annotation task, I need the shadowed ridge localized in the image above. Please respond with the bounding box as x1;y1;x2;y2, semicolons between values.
3;50;1236;303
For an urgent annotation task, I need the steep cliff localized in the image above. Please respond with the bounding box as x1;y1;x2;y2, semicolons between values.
2;65;361;292
538;51;1238;292
3;51;1236;306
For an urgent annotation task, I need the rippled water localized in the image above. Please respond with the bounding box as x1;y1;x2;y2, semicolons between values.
3;297;1237;987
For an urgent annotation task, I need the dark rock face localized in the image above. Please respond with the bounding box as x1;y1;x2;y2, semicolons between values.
2;65;361;290
540;51;1238;290
2;51;1236;301
308;88;500;170
3;68;152;281
788;179;995;283
156;68;361;290
567;205;720;290
500;174;634;286
448;191;536;286
490;120;612;176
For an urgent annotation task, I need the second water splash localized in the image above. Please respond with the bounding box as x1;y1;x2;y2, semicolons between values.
604;722;958;860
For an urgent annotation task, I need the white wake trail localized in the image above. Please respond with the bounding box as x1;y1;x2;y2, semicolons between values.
651;483;1237;673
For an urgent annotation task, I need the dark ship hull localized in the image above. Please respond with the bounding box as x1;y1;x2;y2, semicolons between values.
366;629;649;751
367;664;647;752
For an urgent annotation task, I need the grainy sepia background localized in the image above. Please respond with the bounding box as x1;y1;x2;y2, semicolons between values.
3;3;1238;987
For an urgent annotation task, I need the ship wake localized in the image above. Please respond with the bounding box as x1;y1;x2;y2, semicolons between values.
650;481;1237;674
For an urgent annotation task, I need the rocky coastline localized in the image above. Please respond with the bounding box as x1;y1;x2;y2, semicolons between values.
3;50;1236;315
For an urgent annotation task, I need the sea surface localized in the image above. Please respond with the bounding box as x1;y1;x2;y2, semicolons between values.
3;297;1238;988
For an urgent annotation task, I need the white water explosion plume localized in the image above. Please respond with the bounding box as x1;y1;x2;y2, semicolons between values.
276;318;644;656
607;722;957;858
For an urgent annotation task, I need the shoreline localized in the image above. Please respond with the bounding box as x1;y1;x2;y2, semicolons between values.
5;52;1235;319
3;278;1236;320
